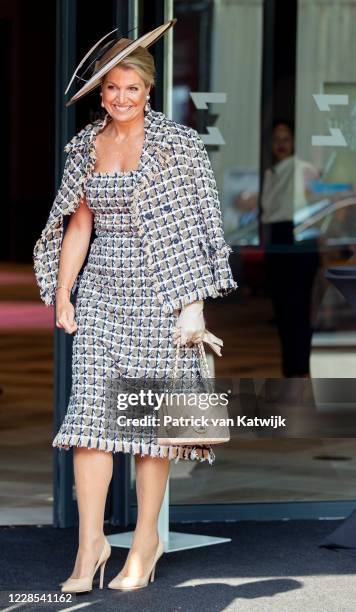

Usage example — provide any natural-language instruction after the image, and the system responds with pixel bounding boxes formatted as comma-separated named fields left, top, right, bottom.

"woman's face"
left=101, top=66, right=150, bottom=123
left=272, top=124, right=294, bottom=162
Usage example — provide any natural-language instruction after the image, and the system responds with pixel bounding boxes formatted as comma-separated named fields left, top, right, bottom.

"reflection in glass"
left=172, top=0, right=263, bottom=247
left=167, top=0, right=356, bottom=508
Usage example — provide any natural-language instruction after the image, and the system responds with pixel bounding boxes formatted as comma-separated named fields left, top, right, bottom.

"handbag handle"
left=172, top=339, right=211, bottom=380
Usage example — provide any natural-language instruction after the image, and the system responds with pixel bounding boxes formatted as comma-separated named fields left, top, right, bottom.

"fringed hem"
left=32, top=192, right=84, bottom=307
left=160, top=278, right=239, bottom=314
left=52, top=433, right=216, bottom=465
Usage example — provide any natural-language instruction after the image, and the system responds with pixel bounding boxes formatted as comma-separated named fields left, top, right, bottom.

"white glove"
left=172, top=301, right=224, bottom=356
left=201, top=329, right=224, bottom=357
left=173, top=300, right=205, bottom=347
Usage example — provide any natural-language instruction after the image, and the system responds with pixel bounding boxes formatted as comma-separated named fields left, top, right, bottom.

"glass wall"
left=167, top=0, right=356, bottom=507
left=295, top=0, right=356, bottom=246
left=172, top=0, right=263, bottom=246
left=295, top=0, right=356, bottom=375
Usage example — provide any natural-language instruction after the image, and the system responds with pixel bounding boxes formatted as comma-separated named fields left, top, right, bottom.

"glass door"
left=166, top=0, right=356, bottom=512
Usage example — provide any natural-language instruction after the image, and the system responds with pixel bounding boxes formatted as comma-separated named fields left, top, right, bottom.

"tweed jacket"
left=33, top=108, right=238, bottom=314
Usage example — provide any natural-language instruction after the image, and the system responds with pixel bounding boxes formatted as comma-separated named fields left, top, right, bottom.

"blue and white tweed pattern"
left=52, top=171, right=215, bottom=463
left=33, top=108, right=238, bottom=463
left=33, top=108, right=238, bottom=312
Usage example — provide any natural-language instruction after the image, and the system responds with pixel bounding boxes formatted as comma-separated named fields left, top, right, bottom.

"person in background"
left=261, top=119, right=321, bottom=378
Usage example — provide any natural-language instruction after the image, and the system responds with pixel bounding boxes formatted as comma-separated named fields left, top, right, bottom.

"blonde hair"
left=101, top=45, right=155, bottom=89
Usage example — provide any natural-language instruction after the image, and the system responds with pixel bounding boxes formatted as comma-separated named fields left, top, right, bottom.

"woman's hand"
left=172, top=300, right=225, bottom=356
left=55, top=289, right=78, bottom=334
left=173, top=300, right=205, bottom=347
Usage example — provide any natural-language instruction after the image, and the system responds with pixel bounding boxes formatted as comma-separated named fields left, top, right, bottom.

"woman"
left=261, top=119, right=320, bottom=377
left=33, top=21, right=237, bottom=593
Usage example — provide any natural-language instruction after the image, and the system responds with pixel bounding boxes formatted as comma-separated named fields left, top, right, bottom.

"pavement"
left=0, top=520, right=355, bottom=612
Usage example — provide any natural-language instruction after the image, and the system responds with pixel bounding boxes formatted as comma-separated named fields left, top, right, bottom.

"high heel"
left=60, top=536, right=111, bottom=593
left=108, top=538, right=164, bottom=590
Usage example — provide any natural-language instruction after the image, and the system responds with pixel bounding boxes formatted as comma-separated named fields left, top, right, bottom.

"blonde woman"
left=33, top=20, right=237, bottom=593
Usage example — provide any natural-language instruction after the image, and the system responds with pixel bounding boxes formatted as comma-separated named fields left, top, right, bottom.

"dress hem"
left=52, top=433, right=215, bottom=465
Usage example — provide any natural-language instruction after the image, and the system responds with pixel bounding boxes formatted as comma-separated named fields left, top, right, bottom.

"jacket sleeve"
left=32, top=146, right=86, bottom=306
left=188, top=129, right=238, bottom=296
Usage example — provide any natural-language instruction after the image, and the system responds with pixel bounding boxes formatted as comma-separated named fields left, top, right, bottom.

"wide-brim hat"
left=65, top=18, right=176, bottom=107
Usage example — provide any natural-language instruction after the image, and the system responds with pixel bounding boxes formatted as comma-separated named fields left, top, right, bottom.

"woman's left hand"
left=173, top=300, right=205, bottom=347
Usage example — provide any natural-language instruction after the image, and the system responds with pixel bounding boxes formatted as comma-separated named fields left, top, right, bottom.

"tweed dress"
left=52, top=162, right=216, bottom=464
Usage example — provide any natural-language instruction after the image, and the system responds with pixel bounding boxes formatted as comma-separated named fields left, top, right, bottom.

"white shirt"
left=261, top=155, right=318, bottom=223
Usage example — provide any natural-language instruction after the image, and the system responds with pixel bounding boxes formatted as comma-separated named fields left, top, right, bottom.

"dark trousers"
left=263, top=221, right=320, bottom=377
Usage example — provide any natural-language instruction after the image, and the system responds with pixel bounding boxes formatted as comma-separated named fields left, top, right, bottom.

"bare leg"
left=116, top=455, right=170, bottom=578
left=67, top=447, right=113, bottom=579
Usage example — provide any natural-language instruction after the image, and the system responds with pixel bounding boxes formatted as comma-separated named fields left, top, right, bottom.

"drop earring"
left=145, top=95, right=151, bottom=113
left=100, top=92, right=104, bottom=108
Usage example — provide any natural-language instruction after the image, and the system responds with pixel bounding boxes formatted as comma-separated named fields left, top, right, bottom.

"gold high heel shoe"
left=60, top=536, right=111, bottom=593
left=107, top=538, right=164, bottom=590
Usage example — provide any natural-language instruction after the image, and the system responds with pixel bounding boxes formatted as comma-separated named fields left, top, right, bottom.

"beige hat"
left=65, top=19, right=176, bottom=106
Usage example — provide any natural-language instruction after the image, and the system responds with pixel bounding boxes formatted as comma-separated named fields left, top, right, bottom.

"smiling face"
left=101, top=65, right=150, bottom=123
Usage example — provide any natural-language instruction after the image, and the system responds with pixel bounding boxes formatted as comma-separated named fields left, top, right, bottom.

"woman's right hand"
left=55, top=290, right=78, bottom=334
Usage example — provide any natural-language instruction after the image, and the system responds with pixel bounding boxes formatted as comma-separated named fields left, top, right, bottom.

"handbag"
left=157, top=340, right=231, bottom=446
